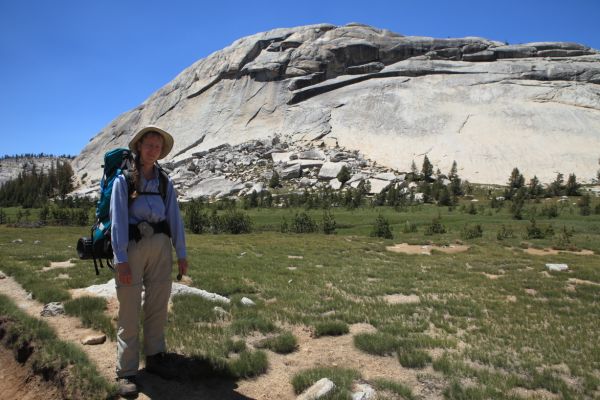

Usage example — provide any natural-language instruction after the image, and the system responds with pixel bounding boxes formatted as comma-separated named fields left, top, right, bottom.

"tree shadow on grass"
left=136, top=353, right=255, bottom=400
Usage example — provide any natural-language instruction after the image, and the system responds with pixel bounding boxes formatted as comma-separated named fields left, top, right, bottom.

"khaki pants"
left=115, top=233, right=172, bottom=377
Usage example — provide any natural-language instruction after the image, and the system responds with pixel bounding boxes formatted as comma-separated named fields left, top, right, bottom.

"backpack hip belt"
left=129, top=220, right=171, bottom=242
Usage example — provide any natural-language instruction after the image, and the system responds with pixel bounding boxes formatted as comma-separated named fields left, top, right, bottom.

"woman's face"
left=138, top=133, right=164, bottom=165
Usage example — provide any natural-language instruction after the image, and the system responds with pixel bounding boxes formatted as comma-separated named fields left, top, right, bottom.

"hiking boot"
left=116, top=376, right=138, bottom=397
left=145, top=352, right=178, bottom=380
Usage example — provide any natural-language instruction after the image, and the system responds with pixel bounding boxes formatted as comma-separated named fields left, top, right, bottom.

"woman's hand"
left=117, top=262, right=132, bottom=285
left=178, top=258, right=188, bottom=278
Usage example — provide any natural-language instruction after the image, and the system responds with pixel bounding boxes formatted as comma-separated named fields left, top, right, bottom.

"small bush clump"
left=322, top=211, right=337, bottom=234
left=461, top=224, right=483, bottom=240
left=371, top=214, right=393, bottom=239
left=424, top=215, right=447, bottom=235
left=314, top=320, right=350, bottom=337
left=397, top=348, right=432, bottom=368
left=353, top=332, right=397, bottom=356
left=256, top=332, right=298, bottom=354
left=402, top=220, right=418, bottom=233
left=496, top=225, right=514, bottom=240
left=292, top=212, right=318, bottom=233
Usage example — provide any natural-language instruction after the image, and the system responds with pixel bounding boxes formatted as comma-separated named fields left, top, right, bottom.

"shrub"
left=314, top=320, right=349, bottom=337
left=185, top=200, right=210, bottom=234
left=496, top=225, right=514, bottom=240
left=397, top=348, right=431, bottom=368
left=525, top=219, right=545, bottom=239
left=256, top=332, right=298, bottom=354
left=221, top=210, right=253, bottom=234
left=424, top=215, right=446, bottom=235
left=467, top=202, right=477, bottom=215
left=269, top=170, right=280, bottom=188
left=541, top=203, right=559, bottom=218
left=227, top=350, right=268, bottom=378
left=292, top=212, right=318, bottom=233
left=461, top=224, right=483, bottom=240
left=402, top=220, right=417, bottom=233
left=336, top=165, right=351, bottom=185
left=354, top=332, right=397, bottom=356
left=554, top=225, right=574, bottom=250
left=578, top=194, right=592, bottom=216
left=322, top=211, right=337, bottom=234
left=371, top=214, right=393, bottom=239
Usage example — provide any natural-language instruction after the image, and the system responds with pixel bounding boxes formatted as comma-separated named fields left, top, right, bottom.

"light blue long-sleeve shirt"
left=109, top=167, right=187, bottom=264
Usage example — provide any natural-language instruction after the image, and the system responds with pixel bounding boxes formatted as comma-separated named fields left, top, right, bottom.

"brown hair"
left=130, top=131, right=164, bottom=199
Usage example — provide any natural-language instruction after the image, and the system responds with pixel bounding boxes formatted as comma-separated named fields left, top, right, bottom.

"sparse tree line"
left=1, top=155, right=598, bottom=232
left=1, top=153, right=75, bottom=160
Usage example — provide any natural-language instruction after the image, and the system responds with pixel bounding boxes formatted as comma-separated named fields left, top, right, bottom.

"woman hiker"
left=110, top=126, right=188, bottom=396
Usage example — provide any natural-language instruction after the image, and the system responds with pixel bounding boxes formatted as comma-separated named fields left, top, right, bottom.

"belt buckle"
left=138, top=221, right=154, bottom=238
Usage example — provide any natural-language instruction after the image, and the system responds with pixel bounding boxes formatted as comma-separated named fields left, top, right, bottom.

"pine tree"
left=549, top=173, right=565, bottom=197
left=336, top=165, right=351, bottom=185
left=269, top=170, right=280, bottom=188
left=565, top=173, right=580, bottom=196
left=508, top=167, right=525, bottom=189
left=528, top=176, right=543, bottom=198
left=422, top=155, right=433, bottom=182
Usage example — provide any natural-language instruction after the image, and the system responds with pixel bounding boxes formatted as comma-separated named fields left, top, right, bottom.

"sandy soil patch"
left=523, top=247, right=594, bottom=256
left=382, top=293, right=420, bottom=304
left=506, top=295, right=517, bottom=303
left=386, top=243, right=470, bottom=255
left=482, top=272, right=502, bottom=280
left=42, top=259, right=76, bottom=272
left=509, top=387, right=561, bottom=399
left=1, top=272, right=449, bottom=400
left=568, top=278, right=600, bottom=287
left=0, top=346, right=62, bottom=400
left=237, top=323, right=436, bottom=400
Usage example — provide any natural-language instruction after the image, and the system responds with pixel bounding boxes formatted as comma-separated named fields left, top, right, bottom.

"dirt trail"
left=0, top=271, right=443, bottom=399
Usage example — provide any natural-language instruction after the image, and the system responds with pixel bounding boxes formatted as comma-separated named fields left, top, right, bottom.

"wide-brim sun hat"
left=129, top=125, right=174, bottom=160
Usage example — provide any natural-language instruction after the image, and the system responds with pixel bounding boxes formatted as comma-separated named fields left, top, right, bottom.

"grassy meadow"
left=0, top=196, right=599, bottom=399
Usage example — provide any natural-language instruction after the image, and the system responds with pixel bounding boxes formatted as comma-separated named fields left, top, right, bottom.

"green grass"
left=371, top=378, right=415, bottom=400
left=0, top=294, right=116, bottom=398
left=314, top=320, right=350, bottom=337
left=291, top=367, right=361, bottom=399
left=1, top=198, right=600, bottom=397
left=63, top=296, right=116, bottom=340
left=255, top=331, right=298, bottom=354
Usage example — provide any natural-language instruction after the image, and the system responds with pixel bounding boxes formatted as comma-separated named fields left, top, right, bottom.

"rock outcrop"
left=72, top=23, right=600, bottom=194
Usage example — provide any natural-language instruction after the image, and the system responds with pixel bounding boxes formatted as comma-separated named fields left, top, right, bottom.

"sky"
left=1, top=0, right=599, bottom=157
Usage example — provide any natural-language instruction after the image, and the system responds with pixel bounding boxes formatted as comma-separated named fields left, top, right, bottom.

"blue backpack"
left=77, top=148, right=168, bottom=274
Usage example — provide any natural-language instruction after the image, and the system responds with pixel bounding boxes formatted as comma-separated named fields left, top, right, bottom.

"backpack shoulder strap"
left=122, top=170, right=136, bottom=198
left=156, top=163, right=170, bottom=203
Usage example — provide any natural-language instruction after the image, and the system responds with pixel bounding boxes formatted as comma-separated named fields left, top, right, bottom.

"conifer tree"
left=422, top=155, right=433, bottom=181
left=565, top=173, right=580, bottom=196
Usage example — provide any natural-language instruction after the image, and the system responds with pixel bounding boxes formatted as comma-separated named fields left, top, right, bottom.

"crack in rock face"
left=71, top=23, right=600, bottom=194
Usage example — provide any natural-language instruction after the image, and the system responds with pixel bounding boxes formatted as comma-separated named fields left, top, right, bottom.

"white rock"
left=318, top=162, right=346, bottom=180
left=352, top=383, right=376, bottom=400
left=297, top=378, right=336, bottom=400
left=40, top=302, right=65, bottom=317
left=171, top=283, right=231, bottom=304
left=271, top=152, right=293, bottom=164
left=241, top=297, right=256, bottom=307
left=329, top=178, right=343, bottom=190
left=367, top=178, right=392, bottom=194
left=81, top=334, right=107, bottom=345
left=373, top=172, right=397, bottom=181
left=546, top=264, right=569, bottom=272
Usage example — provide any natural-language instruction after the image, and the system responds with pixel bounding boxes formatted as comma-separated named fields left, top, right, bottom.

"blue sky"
left=1, top=0, right=599, bottom=157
